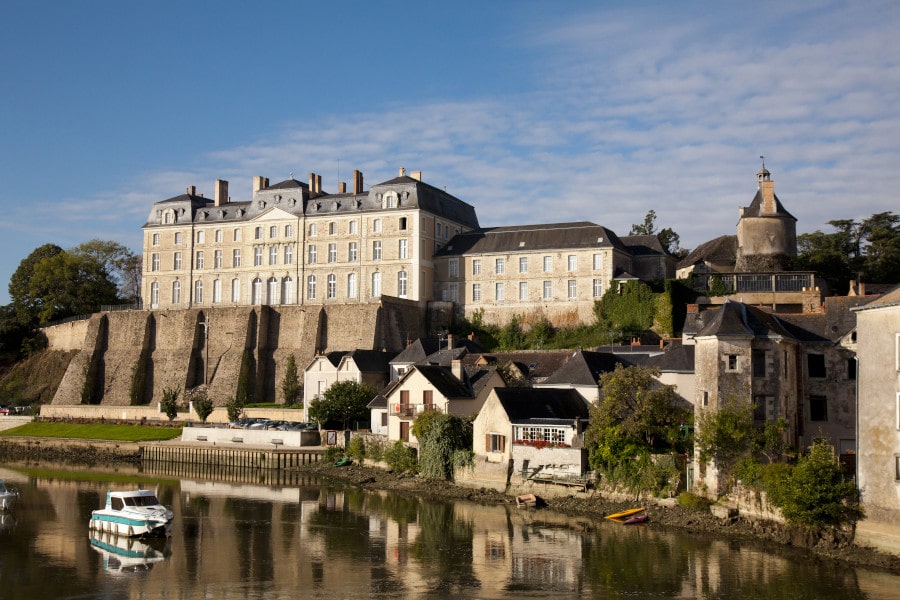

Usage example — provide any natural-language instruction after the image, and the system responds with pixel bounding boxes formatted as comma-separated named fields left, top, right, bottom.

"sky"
left=1, top=0, right=898, bottom=305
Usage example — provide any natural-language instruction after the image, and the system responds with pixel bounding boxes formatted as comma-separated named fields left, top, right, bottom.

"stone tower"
left=735, top=159, right=797, bottom=272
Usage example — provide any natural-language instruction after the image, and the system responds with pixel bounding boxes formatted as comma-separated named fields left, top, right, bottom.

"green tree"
left=9, top=243, right=65, bottom=325
left=413, top=412, right=473, bottom=480
left=28, top=251, right=119, bottom=324
left=694, top=401, right=756, bottom=489
left=280, top=354, right=302, bottom=406
left=584, top=364, right=690, bottom=494
left=71, top=239, right=140, bottom=302
left=160, top=387, right=181, bottom=421
left=630, top=209, right=684, bottom=257
left=497, top=314, right=526, bottom=350
left=765, top=440, right=863, bottom=529
left=191, top=388, right=214, bottom=423
left=225, top=397, right=244, bottom=423
left=307, top=380, right=376, bottom=429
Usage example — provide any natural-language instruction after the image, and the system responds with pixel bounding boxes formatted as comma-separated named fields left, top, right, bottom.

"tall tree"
left=630, top=209, right=683, bottom=257
left=9, top=244, right=64, bottom=325
left=71, top=239, right=140, bottom=302
left=27, top=252, right=120, bottom=324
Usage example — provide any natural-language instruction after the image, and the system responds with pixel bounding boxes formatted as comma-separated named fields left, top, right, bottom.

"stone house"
left=471, top=387, right=590, bottom=489
left=690, top=298, right=866, bottom=497
left=302, top=349, right=397, bottom=408
left=380, top=361, right=504, bottom=444
left=852, top=285, right=900, bottom=555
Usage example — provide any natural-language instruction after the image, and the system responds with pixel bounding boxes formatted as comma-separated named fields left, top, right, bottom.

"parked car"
left=0, top=407, right=9, bottom=416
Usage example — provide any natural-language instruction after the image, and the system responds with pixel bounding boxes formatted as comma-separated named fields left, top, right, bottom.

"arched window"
left=231, top=278, right=240, bottom=303
left=213, top=279, right=222, bottom=303
left=282, top=277, right=293, bottom=304
left=267, top=277, right=279, bottom=304
left=252, top=277, right=262, bottom=304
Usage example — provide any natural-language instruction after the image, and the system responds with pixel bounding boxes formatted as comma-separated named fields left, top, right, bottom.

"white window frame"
left=567, top=255, right=576, bottom=271
left=172, top=281, right=180, bottom=305
left=328, top=243, right=337, bottom=263
left=254, top=247, right=263, bottom=266
left=472, top=259, right=481, bottom=275
left=449, top=258, right=458, bottom=277
left=495, top=282, right=504, bottom=302
left=472, top=283, right=481, bottom=301
left=567, top=279, right=577, bottom=299
left=519, top=257, right=528, bottom=273
left=543, top=280, right=552, bottom=299
left=543, top=256, right=552, bottom=272
left=519, top=281, right=527, bottom=300
left=232, top=249, right=240, bottom=268
left=495, top=258, right=505, bottom=274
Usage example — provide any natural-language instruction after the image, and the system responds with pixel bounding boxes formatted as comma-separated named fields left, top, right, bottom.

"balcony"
left=390, top=404, right=442, bottom=418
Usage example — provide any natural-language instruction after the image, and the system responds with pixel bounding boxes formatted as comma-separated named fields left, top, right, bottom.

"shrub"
left=677, top=492, right=711, bottom=511
left=382, top=441, right=418, bottom=473
left=366, top=438, right=386, bottom=462
left=191, top=390, right=214, bottom=423
left=346, top=435, right=366, bottom=462
left=225, top=397, right=243, bottom=423
left=323, top=445, right=344, bottom=462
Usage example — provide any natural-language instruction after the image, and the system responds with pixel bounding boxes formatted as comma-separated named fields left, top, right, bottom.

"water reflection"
left=0, top=462, right=897, bottom=599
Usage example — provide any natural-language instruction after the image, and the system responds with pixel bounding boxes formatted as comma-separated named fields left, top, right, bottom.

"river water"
left=0, top=462, right=897, bottom=600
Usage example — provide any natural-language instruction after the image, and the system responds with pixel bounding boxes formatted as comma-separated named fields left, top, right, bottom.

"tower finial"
left=757, top=155, right=770, bottom=186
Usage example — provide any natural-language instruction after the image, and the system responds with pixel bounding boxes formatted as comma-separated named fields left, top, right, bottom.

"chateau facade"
left=142, top=168, right=673, bottom=327
left=142, top=168, right=479, bottom=311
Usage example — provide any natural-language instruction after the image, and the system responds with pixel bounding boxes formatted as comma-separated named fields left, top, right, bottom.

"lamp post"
left=199, top=316, right=210, bottom=386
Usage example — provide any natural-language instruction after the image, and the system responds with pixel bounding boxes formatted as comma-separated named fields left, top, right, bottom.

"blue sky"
left=1, top=1, right=899, bottom=305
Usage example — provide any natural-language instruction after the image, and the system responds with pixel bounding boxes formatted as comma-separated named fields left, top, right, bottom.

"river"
left=0, top=462, right=897, bottom=599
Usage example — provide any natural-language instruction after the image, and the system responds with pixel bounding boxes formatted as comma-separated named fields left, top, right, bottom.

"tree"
left=630, top=209, right=684, bottom=257
left=27, top=252, right=120, bottom=324
left=584, top=364, right=690, bottom=494
left=191, top=388, right=214, bottom=423
left=594, top=281, right=658, bottom=343
left=307, top=380, right=376, bottom=430
left=413, top=412, right=473, bottom=480
left=765, top=440, right=863, bottom=529
left=160, top=387, right=180, bottom=421
left=280, top=354, right=302, bottom=406
left=71, top=239, right=140, bottom=302
left=9, top=243, right=65, bottom=325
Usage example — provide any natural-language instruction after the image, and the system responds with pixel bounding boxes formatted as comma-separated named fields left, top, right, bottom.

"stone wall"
left=48, top=297, right=427, bottom=407
left=41, top=318, right=90, bottom=351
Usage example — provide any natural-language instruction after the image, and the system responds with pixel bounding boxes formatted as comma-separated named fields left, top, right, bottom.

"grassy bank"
left=0, top=421, right=182, bottom=442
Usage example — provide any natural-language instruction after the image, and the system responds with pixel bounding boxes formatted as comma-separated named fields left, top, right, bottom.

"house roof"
left=541, top=350, right=630, bottom=386
left=620, top=235, right=669, bottom=256
left=777, top=295, right=875, bottom=342
left=696, top=300, right=795, bottom=340
left=742, top=189, right=796, bottom=221
left=466, top=350, right=574, bottom=380
left=493, top=387, right=590, bottom=425
left=343, top=349, right=398, bottom=372
left=638, top=342, right=695, bottom=373
left=852, top=284, right=900, bottom=312
left=676, top=235, right=737, bottom=270
left=412, top=364, right=475, bottom=399
left=433, top=222, right=626, bottom=257
left=391, top=336, right=485, bottom=365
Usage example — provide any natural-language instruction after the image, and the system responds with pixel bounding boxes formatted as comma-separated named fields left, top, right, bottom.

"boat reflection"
left=0, top=512, right=16, bottom=534
left=89, top=530, right=170, bottom=575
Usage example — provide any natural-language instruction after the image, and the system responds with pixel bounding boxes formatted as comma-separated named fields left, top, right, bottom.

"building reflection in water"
left=0, top=463, right=894, bottom=599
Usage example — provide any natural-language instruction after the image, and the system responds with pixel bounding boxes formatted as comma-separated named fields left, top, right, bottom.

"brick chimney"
left=187, top=185, right=196, bottom=196
left=338, top=181, right=347, bottom=193
left=353, top=170, right=364, bottom=194
left=214, top=179, right=229, bottom=207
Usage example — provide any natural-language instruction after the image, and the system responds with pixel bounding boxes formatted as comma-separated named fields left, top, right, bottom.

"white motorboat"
left=0, top=480, right=18, bottom=510
left=89, top=489, right=173, bottom=538
left=89, top=530, right=168, bottom=574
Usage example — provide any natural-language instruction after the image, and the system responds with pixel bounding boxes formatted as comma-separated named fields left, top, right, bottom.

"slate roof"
left=620, top=235, right=669, bottom=256
left=695, top=300, right=795, bottom=340
left=433, top=222, right=626, bottom=257
left=411, top=365, right=474, bottom=399
left=465, top=350, right=574, bottom=380
left=639, top=342, right=695, bottom=373
left=676, top=235, right=737, bottom=270
left=392, top=336, right=486, bottom=365
left=743, top=189, right=796, bottom=220
left=492, top=387, right=590, bottom=425
left=777, top=295, right=876, bottom=343
left=266, top=178, right=308, bottom=190
left=344, top=349, right=398, bottom=372
left=541, top=350, right=631, bottom=386
left=853, top=284, right=900, bottom=311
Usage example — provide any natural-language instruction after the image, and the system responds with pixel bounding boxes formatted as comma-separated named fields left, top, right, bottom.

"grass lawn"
left=0, top=422, right=183, bottom=442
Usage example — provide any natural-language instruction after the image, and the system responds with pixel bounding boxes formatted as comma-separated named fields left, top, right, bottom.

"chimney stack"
left=309, top=173, right=316, bottom=194
left=338, top=181, right=347, bottom=194
left=316, top=174, right=322, bottom=194
left=187, top=185, right=196, bottom=196
left=214, top=179, right=229, bottom=206
left=399, top=167, right=406, bottom=177
left=451, top=358, right=464, bottom=381
left=253, top=176, right=268, bottom=193
left=410, top=170, right=422, bottom=181
left=353, top=170, right=363, bottom=194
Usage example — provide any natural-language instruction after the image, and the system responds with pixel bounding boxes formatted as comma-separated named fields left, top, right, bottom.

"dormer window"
left=383, top=192, right=398, bottom=209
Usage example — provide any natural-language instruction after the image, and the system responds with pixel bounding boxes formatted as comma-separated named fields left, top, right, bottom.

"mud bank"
left=300, top=461, right=900, bottom=575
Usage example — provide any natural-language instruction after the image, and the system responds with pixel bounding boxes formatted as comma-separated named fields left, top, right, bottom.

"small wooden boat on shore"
left=604, top=507, right=646, bottom=523
left=516, top=493, right=539, bottom=509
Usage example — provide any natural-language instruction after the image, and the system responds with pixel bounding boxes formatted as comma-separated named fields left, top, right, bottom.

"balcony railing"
left=692, top=272, right=816, bottom=294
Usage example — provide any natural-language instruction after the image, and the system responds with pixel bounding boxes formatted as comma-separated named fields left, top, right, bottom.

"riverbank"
left=2, top=435, right=898, bottom=574
left=300, top=460, right=900, bottom=575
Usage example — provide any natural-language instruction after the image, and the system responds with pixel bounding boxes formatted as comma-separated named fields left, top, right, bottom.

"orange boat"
left=604, top=507, right=646, bottom=523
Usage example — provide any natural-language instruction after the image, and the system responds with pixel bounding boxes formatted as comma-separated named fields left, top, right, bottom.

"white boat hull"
left=89, top=489, right=173, bottom=538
